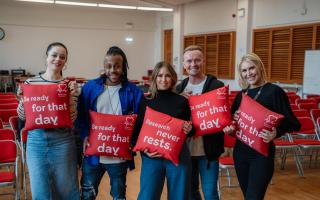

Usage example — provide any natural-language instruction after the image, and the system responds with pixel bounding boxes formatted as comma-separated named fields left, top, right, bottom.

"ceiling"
left=3, top=0, right=201, bottom=8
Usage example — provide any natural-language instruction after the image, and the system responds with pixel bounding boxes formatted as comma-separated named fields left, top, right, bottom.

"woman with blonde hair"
left=224, top=53, right=300, bottom=200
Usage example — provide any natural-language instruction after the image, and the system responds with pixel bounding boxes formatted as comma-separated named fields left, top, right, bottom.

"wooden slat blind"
left=163, top=29, right=173, bottom=65
left=184, top=31, right=235, bottom=79
left=253, top=23, right=320, bottom=84
left=316, top=25, right=320, bottom=49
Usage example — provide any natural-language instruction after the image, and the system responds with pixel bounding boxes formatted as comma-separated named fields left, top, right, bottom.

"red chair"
left=274, top=137, right=304, bottom=176
left=306, top=94, right=320, bottom=98
left=218, top=134, right=238, bottom=197
left=0, top=119, right=3, bottom=129
left=9, top=116, right=18, bottom=139
left=0, top=98, right=18, bottom=104
left=296, top=98, right=317, bottom=105
left=298, top=103, right=318, bottom=113
left=0, top=92, right=15, bottom=95
left=308, top=96, right=320, bottom=106
left=0, top=139, right=20, bottom=199
left=288, top=125, right=320, bottom=168
left=290, top=117, right=316, bottom=138
left=290, top=104, right=299, bottom=110
left=20, top=128, right=28, bottom=199
left=287, top=95, right=300, bottom=104
left=0, top=94, right=16, bottom=99
left=0, top=103, right=18, bottom=110
left=0, top=109, right=17, bottom=125
left=292, top=109, right=310, bottom=118
left=0, top=129, right=15, bottom=141
left=286, top=91, right=297, bottom=96
left=310, top=109, right=320, bottom=126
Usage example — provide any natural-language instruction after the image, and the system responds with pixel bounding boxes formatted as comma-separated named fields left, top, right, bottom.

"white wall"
left=0, top=2, right=158, bottom=80
left=184, top=0, right=237, bottom=35
left=253, top=0, right=320, bottom=28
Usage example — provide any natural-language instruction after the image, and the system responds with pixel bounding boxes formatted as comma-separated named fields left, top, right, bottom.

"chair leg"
left=293, top=148, right=304, bottom=177
left=280, top=149, right=288, bottom=170
left=21, top=142, right=27, bottom=200
left=226, top=168, right=232, bottom=187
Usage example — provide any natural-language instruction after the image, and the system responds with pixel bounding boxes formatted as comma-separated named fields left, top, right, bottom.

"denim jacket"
left=76, top=76, right=143, bottom=169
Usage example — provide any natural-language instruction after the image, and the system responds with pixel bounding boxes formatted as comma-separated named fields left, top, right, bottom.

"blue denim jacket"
left=76, top=76, right=143, bottom=168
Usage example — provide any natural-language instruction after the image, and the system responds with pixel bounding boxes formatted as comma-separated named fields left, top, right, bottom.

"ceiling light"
left=137, top=7, right=173, bottom=12
left=55, top=1, right=97, bottom=7
left=17, top=0, right=54, bottom=3
left=125, top=37, right=134, bottom=43
left=98, top=4, right=136, bottom=10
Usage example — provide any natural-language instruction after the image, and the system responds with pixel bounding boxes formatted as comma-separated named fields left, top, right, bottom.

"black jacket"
left=176, top=75, right=225, bottom=161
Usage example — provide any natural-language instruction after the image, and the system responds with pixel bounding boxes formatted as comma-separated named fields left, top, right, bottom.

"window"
left=253, top=23, right=320, bottom=84
left=184, top=31, right=236, bottom=79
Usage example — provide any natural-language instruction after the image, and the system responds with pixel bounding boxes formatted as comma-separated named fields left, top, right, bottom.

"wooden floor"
left=1, top=155, right=320, bottom=200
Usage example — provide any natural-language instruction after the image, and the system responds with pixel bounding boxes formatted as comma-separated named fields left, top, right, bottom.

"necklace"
left=246, top=84, right=265, bottom=100
left=106, top=85, right=120, bottom=114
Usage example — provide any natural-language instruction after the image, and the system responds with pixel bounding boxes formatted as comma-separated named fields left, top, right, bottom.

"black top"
left=231, top=83, right=301, bottom=156
left=132, top=90, right=191, bottom=145
left=176, top=74, right=225, bottom=161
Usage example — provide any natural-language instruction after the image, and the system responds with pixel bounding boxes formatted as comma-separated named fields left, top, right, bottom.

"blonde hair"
left=183, top=45, right=203, bottom=54
left=149, top=61, right=177, bottom=98
left=238, top=53, right=267, bottom=89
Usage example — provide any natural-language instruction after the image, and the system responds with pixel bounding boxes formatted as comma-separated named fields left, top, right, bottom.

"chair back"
left=0, top=140, right=17, bottom=163
left=0, top=103, right=18, bottom=110
left=306, top=94, right=320, bottom=99
left=297, top=117, right=316, bottom=133
left=287, top=95, right=300, bottom=104
left=293, top=109, right=310, bottom=118
left=290, top=104, right=299, bottom=110
left=0, top=129, right=16, bottom=142
left=0, top=98, right=18, bottom=104
left=310, top=109, right=320, bottom=123
left=0, top=109, right=17, bottom=124
left=296, top=98, right=317, bottom=105
left=298, top=103, right=318, bottom=112
left=9, top=116, right=18, bottom=133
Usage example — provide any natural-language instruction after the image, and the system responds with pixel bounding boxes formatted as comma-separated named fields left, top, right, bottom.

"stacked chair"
left=274, top=92, right=320, bottom=177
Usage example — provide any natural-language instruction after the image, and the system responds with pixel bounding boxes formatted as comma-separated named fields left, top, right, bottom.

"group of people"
left=17, top=42, right=300, bottom=200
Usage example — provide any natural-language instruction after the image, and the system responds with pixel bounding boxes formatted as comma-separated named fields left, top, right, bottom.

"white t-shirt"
left=185, top=77, right=207, bottom=156
left=96, top=84, right=125, bottom=164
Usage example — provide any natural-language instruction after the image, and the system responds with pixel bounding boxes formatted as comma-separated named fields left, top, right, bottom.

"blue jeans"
left=190, top=156, right=219, bottom=200
left=26, top=128, right=80, bottom=200
left=137, top=144, right=191, bottom=200
left=81, top=159, right=128, bottom=200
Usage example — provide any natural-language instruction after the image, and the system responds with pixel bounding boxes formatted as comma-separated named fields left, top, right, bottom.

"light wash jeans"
left=137, top=143, right=191, bottom=200
left=190, top=156, right=219, bottom=200
left=26, top=128, right=80, bottom=200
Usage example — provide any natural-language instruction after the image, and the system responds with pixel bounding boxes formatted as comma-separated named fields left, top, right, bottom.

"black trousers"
left=233, top=141, right=274, bottom=200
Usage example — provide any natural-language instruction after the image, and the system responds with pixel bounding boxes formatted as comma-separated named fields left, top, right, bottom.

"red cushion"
left=188, top=86, right=232, bottom=137
left=22, top=83, right=72, bottom=131
left=133, top=107, right=187, bottom=166
left=0, top=171, right=15, bottom=182
left=85, top=111, right=137, bottom=160
left=236, top=94, right=284, bottom=156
